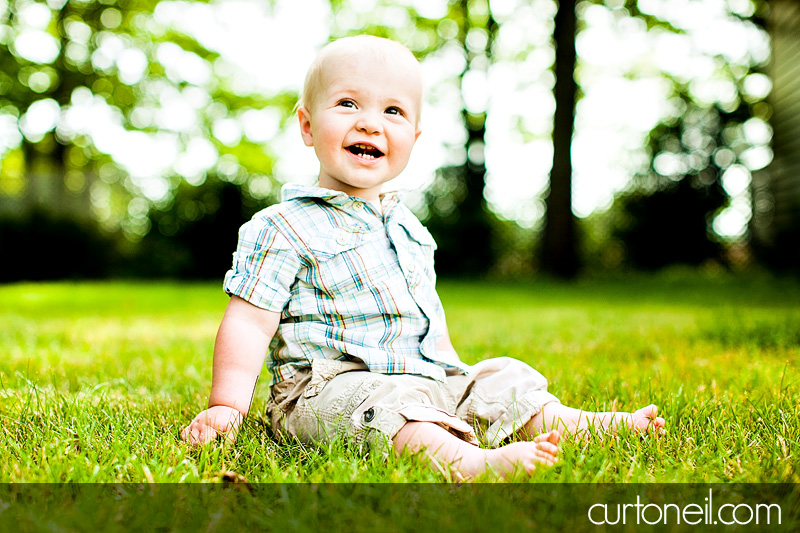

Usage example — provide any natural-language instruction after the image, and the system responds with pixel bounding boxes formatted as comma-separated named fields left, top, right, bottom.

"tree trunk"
left=425, top=0, right=497, bottom=276
left=455, top=0, right=497, bottom=275
left=542, top=0, right=579, bottom=278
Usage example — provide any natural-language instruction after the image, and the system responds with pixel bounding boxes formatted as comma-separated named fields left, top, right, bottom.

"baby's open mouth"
left=347, top=143, right=384, bottom=160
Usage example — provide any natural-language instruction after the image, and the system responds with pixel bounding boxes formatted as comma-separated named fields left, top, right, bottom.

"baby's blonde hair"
left=298, top=35, right=422, bottom=122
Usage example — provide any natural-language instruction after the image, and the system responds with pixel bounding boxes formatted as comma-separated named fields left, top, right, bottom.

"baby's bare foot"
left=630, top=404, right=666, bottom=435
left=614, top=404, right=666, bottom=437
left=482, top=430, right=561, bottom=477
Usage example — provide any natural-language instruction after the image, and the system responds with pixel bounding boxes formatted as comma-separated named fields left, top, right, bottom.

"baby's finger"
left=536, top=442, right=559, bottom=455
left=181, top=423, right=205, bottom=443
left=533, top=430, right=561, bottom=446
left=184, top=426, right=204, bottom=446
left=529, top=454, right=556, bottom=468
left=535, top=444, right=558, bottom=459
left=540, top=456, right=557, bottom=467
left=545, top=430, right=561, bottom=445
left=197, top=426, right=218, bottom=445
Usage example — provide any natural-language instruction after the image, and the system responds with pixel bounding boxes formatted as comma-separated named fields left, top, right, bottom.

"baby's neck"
left=368, top=197, right=383, bottom=214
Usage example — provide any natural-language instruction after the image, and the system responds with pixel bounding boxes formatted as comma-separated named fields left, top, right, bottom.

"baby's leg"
left=524, top=403, right=666, bottom=440
left=394, top=421, right=560, bottom=481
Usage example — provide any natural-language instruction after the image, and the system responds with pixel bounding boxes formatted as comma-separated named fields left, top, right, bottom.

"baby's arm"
left=436, top=324, right=457, bottom=354
left=181, top=295, right=280, bottom=445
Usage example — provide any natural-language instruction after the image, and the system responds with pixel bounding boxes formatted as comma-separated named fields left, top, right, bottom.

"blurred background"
left=0, top=0, right=797, bottom=281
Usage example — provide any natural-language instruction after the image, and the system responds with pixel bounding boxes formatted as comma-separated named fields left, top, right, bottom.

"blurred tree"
left=327, top=0, right=774, bottom=277
left=609, top=93, right=744, bottom=270
left=0, top=208, right=121, bottom=280
left=1, top=0, right=774, bottom=281
left=132, top=173, right=268, bottom=278
left=0, top=0, right=290, bottom=280
left=0, top=0, right=289, bottom=226
left=0, top=0, right=150, bottom=220
left=422, top=0, right=497, bottom=276
left=541, top=0, right=691, bottom=277
left=600, top=1, right=771, bottom=271
left=541, top=0, right=577, bottom=278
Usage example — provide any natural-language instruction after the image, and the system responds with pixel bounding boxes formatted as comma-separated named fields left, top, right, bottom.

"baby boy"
left=181, top=35, right=665, bottom=480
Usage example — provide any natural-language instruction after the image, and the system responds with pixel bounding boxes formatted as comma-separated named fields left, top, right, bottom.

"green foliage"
left=610, top=178, right=728, bottom=270
left=0, top=0, right=287, bottom=238
left=2, top=0, right=781, bottom=280
left=0, top=276, right=797, bottom=486
left=0, top=209, right=124, bottom=280
left=132, top=174, right=274, bottom=279
left=597, top=2, right=772, bottom=270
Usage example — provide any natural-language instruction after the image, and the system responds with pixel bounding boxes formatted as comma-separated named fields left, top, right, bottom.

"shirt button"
left=363, top=407, right=375, bottom=423
left=336, top=235, right=348, bottom=246
left=353, top=201, right=364, bottom=210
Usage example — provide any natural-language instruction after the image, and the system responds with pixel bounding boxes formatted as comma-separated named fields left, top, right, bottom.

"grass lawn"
left=1, top=273, right=798, bottom=486
left=2, top=274, right=799, bottom=531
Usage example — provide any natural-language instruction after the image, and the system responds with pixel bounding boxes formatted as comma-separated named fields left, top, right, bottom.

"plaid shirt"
left=223, top=184, right=469, bottom=384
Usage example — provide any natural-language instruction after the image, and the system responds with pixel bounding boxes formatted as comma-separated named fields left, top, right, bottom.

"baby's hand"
left=181, top=405, right=243, bottom=446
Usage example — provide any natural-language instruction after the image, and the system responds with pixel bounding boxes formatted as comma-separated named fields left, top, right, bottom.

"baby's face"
left=298, top=52, right=422, bottom=201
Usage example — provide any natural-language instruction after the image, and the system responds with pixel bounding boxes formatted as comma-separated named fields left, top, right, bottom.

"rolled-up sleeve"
left=223, top=216, right=302, bottom=312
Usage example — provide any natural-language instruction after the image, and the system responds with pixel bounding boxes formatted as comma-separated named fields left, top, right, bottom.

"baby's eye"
left=337, top=99, right=356, bottom=108
left=385, top=106, right=404, bottom=116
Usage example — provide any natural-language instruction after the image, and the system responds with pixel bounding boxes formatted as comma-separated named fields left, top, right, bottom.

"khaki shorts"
left=266, top=356, right=560, bottom=456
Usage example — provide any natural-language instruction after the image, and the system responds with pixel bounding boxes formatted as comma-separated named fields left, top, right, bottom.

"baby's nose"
left=355, top=111, right=382, bottom=134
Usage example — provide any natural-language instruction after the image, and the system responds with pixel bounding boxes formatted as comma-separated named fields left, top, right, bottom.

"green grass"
left=0, top=275, right=798, bottom=485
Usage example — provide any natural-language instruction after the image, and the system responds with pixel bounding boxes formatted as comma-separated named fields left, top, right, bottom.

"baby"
left=181, top=35, right=665, bottom=480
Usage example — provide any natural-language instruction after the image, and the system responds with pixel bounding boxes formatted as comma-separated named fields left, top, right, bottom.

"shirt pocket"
left=309, top=229, right=365, bottom=261
left=307, top=229, right=380, bottom=295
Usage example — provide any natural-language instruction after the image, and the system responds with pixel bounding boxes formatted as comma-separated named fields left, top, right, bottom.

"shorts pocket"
left=303, top=358, right=370, bottom=399
left=396, top=405, right=478, bottom=444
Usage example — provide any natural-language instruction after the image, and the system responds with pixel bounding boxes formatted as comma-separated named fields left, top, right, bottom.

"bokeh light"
left=0, top=0, right=775, bottom=245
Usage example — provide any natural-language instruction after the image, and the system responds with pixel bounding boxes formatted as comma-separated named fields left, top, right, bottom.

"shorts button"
left=363, top=407, right=375, bottom=423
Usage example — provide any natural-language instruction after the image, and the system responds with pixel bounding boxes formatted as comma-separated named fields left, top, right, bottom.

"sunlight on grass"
left=0, top=275, right=798, bottom=484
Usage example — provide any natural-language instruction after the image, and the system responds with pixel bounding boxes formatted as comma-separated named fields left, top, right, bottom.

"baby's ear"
left=298, top=106, right=314, bottom=147
left=415, top=128, right=421, bottom=142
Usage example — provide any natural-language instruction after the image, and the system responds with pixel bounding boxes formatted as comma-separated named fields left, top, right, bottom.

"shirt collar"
left=280, top=183, right=405, bottom=212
